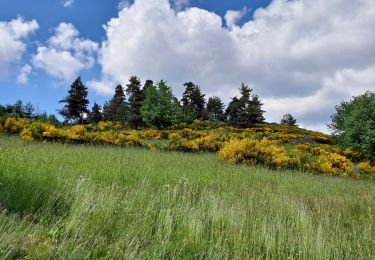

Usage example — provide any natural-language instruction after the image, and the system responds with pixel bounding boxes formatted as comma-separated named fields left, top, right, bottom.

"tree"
left=103, top=84, right=126, bottom=122
left=280, top=113, right=297, bottom=126
left=328, top=91, right=375, bottom=163
left=181, top=82, right=206, bottom=120
left=226, top=83, right=265, bottom=128
left=141, top=80, right=181, bottom=129
left=126, top=76, right=144, bottom=128
left=0, top=104, right=5, bottom=117
left=207, top=96, right=225, bottom=122
left=114, top=103, right=130, bottom=124
left=59, top=77, right=89, bottom=124
left=24, top=102, right=35, bottom=120
left=88, top=102, right=103, bottom=124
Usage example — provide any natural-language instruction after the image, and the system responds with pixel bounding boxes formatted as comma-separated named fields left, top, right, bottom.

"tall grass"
left=0, top=135, right=374, bottom=259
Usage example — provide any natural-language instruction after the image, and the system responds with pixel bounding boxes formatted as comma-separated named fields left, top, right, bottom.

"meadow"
left=0, top=135, right=374, bottom=259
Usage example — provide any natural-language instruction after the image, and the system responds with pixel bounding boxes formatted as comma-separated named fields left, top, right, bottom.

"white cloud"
left=32, top=23, right=98, bottom=81
left=17, top=64, right=32, bottom=84
left=225, top=7, right=248, bottom=29
left=0, top=17, right=39, bottom=76
left=118, top=0, right=131, bottom=10
left=172, top=0, right=189, bottom=11
left=95, top=0, right=375, bottom=131
left=62, top=0, right=74, bottom=8
left=87, top=78, right=117, bottom=96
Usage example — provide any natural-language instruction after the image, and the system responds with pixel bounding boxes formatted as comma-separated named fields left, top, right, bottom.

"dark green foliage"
left=281, top=113, right=298, bottom=126
left=88, top=103, right=103, bottom=124
left=206, top=96, right=225, bottom=122
left=59, top=77, right=89, bottom=124
left=226, top=84, right=265, bottom=128
left=141, top=80, right=181, bottom=129
left=328, top=91, right=375, bottom=163
left=23, top=102, right=35, bottom=120
left=13, top=100, right=25, bottom=118
left=126, top=76, right=144, bottom=128
left=181, top=82, right=206, bottom=120
left=115, top=103, right=130, bottom=124
left=34, top=113, right=60, bottom=126
left=103, top=84, right=127, bottom=122
left=0, top=105, right=4, bottom=117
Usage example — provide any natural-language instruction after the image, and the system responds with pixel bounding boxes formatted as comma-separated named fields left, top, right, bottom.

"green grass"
left=0, top=135, right=374, bottom=259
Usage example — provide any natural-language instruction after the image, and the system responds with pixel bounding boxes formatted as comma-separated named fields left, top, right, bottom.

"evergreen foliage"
left=126, top=76, right=144, bottom=128
left=103, top=84, right=127, bottom=122
left=59, top=77, right=89, bottom=124
left=88, top=103, right=103, bottom=124
left=207, top=96, right=225, bottom=122
left=280, top=113, right=298, bottom=126
left=181, top=82, right=206, bottom=120
left=226, top=83, right=265, bottom=128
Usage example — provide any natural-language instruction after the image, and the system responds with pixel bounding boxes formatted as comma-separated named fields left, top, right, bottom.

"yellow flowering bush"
left=218, top=138, right=291, bottom=169
left=140, top=129, right=163, bottom=140
left=314, top=153, right=353, bottom=176
left=3, top=118, right=29, bottom=133
left=20, top=128, right=34, bottom=142
left=358, top=162, right=375, bottom=177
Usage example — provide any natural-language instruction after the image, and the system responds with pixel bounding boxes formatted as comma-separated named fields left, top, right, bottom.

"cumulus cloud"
left=17, top=64, right=32, bottom=84
left=32, top=23, right=98, bottom=81
left=172, top=0, right=189, bottom=11
left=224, top=7, right=248, bottom=29
left=0, top=17, right=39, bottom=77
left=62, top=0, right=74, bottom=8
left=118, top=0, right=131, bottom=10
left=95, top=0, right=375, bottom=131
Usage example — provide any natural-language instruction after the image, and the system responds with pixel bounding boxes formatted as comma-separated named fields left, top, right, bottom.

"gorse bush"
left=1, top=118, right=374, bottom=180
left=218, top=138, right=291, bottom=169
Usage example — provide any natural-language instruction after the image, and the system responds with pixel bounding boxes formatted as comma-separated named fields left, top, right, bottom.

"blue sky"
left=1, top=0, right=374, bottom=132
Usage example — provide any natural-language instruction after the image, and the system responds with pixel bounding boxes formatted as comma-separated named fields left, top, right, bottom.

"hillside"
left=0, top=135, right=374, bottom=258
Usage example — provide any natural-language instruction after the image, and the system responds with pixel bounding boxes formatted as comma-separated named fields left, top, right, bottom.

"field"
left=0, top=135, right=374, bottom=259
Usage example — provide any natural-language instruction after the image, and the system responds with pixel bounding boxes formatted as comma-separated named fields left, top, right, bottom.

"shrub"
left=314, top=153, right=353, bottom=176
left=218, top=138, right=291, bottom=169
left=140, top=129, right=163, bottom=140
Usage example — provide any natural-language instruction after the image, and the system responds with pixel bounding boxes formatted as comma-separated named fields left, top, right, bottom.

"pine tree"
left=59, top=77, right=89, bottom=124
left=181, top=82, right=206, bottom=120
left=103, top=84, right=126, bottom=122
left=24, top=102, right=35, bottom=120
left=14, top=100, right=24, bottom=118
left=126, top=76, right=144, bottom=128
left=281, top=113, right=297, bottom=126
left=226, top=83, right=264, bottom=128
left=88, top=102, right=103, bottom=124
left=206, top=96, right=225, bottom=122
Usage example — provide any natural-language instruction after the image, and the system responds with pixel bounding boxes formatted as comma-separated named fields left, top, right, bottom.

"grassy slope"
left=0, top=135, right=374, bottom=259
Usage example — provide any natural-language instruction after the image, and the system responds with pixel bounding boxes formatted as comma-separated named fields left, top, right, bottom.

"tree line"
left=57, top=76, right=287, bottom=129
left=0, top=100, right=59, bottom=125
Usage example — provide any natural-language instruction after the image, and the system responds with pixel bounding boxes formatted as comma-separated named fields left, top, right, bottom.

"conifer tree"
left=126, top=76, right=144, bottom=128
left=88, top=102, right=103, bottom=124
left=59, top=77, right=89, bottom=124
left=206, top=96, right=225, bottom=122
left=281, top=113, right=297, bottom=126
left=103, top=84, right=126, bottom=122
left=226, top=83, right=264, bottom=128
left=24, top=102, right=35, bottom=120
left=181, top=82, right=206, bottom=120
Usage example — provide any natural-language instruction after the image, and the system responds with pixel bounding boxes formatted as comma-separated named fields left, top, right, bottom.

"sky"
left=0, top=0, right=374, bottom=133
